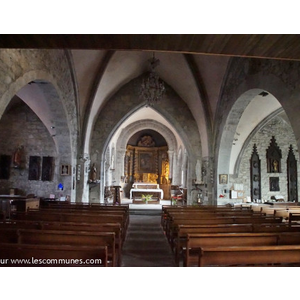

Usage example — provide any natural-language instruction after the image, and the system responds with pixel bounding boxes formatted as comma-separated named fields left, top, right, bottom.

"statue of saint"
left=13, top=146, right=23, bottom=168
left=273, top=160, right=278, bottom=172
left=90, top=163, right=97, bottom=182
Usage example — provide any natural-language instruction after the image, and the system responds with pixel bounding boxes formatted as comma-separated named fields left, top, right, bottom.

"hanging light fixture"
left=140, top=52, right=165, bottom=106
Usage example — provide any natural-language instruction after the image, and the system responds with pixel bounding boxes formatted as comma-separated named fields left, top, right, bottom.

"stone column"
left=202, top=156, right=215, bottom=205
left=167, top=150, right=174, bottom=183
left=116, top=148, right=126, bottom=182
left=182, top=150, right=188, bottom=187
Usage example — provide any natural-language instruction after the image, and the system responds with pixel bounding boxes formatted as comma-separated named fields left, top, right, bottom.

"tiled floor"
left=121, top=212, right=176, bottom=267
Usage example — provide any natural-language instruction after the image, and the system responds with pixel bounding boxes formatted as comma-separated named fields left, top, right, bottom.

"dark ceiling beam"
left=1, top=34, right=300, bottom=60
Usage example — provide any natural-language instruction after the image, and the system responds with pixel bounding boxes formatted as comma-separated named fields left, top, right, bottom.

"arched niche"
left=0, top=62, right=77, bottom=200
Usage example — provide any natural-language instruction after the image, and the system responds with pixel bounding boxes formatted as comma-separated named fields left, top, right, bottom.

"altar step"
left=129, top=209, right=161, bottom=215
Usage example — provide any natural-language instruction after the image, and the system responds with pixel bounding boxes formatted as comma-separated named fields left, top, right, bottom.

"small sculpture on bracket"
left=89, top=163, right=99, bottom=183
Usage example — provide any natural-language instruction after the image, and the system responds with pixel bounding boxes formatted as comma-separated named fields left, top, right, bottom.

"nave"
left=2, top=201, right=300, bottom=267
left=121, top=211, right=176, bottom=267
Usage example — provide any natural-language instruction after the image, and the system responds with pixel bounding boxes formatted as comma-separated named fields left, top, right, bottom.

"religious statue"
left=90, top=163, right=97, bottom=182
left=13, top=145, right=24, bottom=168
left=138, top=135, right=155, bottom=147
left=273, top=159, right=278, bottom=172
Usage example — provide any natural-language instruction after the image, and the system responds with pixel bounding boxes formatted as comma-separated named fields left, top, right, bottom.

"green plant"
left=171, top=197, right=177, bottom=205
left=142, top=194, right=153, bottom=202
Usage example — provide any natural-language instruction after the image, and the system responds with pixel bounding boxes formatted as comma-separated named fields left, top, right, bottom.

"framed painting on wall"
left=61, top=164, right=70, bottom=176
left=219, top=174, right=228, bottom=184
left=270, top=177, right=280, bottom=191
left=28, top=156, right=41, bottom=180
left=42, top=156, right=54, bottom=181
left=138, top=152, right=155, bottom=173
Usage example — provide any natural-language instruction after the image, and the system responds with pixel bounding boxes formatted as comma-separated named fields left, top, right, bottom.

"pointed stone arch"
left=0, top=49, right=78, bottom=200
left=215, top=57, right=300, bottom=201
left=113, top=119, right=178, bottom=184
left=89, top=73, right=202, bottom=203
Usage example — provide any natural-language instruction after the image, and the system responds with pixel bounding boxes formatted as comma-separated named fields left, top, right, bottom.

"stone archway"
left=0, top=49, right=79, bottom=200
left=89, top=73, right=202, bottom=203
left=113, top=119, right=178, bottom=188
left=215, top=57, right=300, bottom=202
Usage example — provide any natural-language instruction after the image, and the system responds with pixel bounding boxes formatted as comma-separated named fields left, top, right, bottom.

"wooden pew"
left=172, top=221, right=300, bottom=266
left=161, top=206, right=256, bottom=225
left=289, top=213, right=300, bottom=226
left=162, top=206, right=267, bottom=229
left=166, top=216, right=283, bottom=244
left=21, top=210, right=129, bottom=230
left=198, top=245, right=300, bottom=267
left=0, top=221, right=123, bottom=266
left=39, top=221, right=124, bottom=245
left=162, top=210, right=263, bottom=230
left=185, top=232, right=281, bottom=267
left=173, top=224, right=253, bottom=265
left=0, top=243, right=108, bottom=267
left=14, top=212, right=127, bottom=234
left=41, top=203, right=129, bottom=211
left=17, top=229, right=117, bottom=267
left=185, top=232, right=300, bottom=267
left=0, top=228, right=117, bottom=266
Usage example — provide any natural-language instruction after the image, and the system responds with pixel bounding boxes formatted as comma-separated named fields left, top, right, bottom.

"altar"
left=130, top=182, right=164, bottom=201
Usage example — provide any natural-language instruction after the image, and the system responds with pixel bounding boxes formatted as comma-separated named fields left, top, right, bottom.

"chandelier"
left=140, top=53, right=165, bottom=106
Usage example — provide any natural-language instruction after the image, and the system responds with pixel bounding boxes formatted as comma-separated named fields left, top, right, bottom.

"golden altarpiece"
left=124, top=135, right=170, bottom=199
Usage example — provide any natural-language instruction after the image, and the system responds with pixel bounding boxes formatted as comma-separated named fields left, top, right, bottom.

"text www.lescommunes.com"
left=0, top=258, right=102, bottom=265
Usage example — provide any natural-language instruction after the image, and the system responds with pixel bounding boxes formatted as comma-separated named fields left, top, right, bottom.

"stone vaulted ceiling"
left=1, top=34, right=296, bottom=160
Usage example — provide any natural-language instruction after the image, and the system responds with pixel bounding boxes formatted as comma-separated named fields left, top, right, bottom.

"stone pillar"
left=202, top=156, right=215, bottom=205
left=76, top=153, right=90, bottom=203
left=116, top=148, right=126, bottom=182
left=167, top=150, right=174, bottom=183
left=182, top=150, right=188, bottom=187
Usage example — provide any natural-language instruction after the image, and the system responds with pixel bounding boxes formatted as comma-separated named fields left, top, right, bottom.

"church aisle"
left=121, top=213, right=176, bottom=267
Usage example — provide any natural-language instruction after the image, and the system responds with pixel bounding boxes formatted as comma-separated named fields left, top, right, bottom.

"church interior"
left=0, top=35, right=300, bottom=206
left=3, top=34, right=300, bottom=275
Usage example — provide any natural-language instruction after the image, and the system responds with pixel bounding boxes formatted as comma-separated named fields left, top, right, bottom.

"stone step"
left=129, top=209, right=161, bottom=215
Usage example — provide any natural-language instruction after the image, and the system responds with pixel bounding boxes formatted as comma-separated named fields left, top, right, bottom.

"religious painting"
left=28, top=156, right=41, bottom=180
left=270, top=177, right=280, bottom=191
left=219, top=174, right=228, bottom=184
left=0, top=155, right=11, bottom=180
left=61, top=164, right=70, bottom=176
left=41, top=156, right=54, bottom=181
left=139, top=152, right=155, bottom=173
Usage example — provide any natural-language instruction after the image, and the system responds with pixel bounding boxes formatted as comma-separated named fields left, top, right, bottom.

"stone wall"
left=0, top=49, right=78, bottom=201
left=228, top=116, right=299, bottom=202
left=0, top=101, right=60, bottom=197
left=89, top=75, right=202, bottom=203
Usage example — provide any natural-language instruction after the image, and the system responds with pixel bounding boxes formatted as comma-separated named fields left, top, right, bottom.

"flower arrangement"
left=142, top=194, right=153, bottom=203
